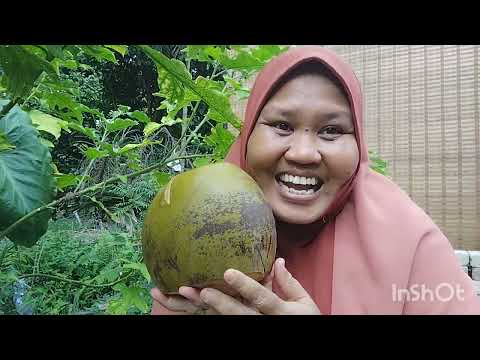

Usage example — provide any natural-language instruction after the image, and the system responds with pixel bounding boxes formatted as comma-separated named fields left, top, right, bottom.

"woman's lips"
left=275, top=178, right=323, bottom=204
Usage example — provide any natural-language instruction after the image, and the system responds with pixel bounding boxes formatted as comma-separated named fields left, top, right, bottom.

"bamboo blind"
left=230, top=45, right=480, bottom=250
left=324, top=45, right=480, bottom=250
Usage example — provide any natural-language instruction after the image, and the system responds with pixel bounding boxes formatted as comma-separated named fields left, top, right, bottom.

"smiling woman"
left=150, top=46, right=480, bottom=315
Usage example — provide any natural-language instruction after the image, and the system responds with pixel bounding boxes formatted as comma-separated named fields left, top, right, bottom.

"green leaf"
left=0, top=130, right=15, bottom=152
left=250, top=45, right=289, bottom=62
left=78, top=45, right=118, bottom=64
left=0, top=106, right=56, bottom=247
left=153, top=171, right=172, bottom=187
left=129, top=110, right=150, bottom=124
left=139, top=45, right=241, bottom=129
left=39, top=138, right=54, bottom=148
left=84, top=147, right=109, bottom=160
left=117, top=143, right=144, bottom=155
left=143, top=122, right=161, bottom=137
left=205, top=123, right=236, bottom=160
left=193, top=157, right=212, bottom=168
left=107, top=284, right=150, bottom=315
left=160, top=116, right=182, bottom=127
left=68, top=123, right=98, bottom=142
left=55, top=174, right=80, bottom=190
left=105, top=45, right=128, bottom=56
left=0, top=45, right=58, bottom=100
left=123, top=262, right=151, bottom=282
left=28, top=110, right=67, bottom=140
left=106, top=118, right=138, bottom=133
left=118, top=175, right=128, bottom=184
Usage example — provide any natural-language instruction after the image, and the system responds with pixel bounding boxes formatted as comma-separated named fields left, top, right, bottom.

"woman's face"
left=246, top=72, right=359, bottom=224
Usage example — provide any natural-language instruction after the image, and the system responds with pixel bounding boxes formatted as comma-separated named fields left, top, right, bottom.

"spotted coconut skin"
left=142, top=162, right=277, bottom=295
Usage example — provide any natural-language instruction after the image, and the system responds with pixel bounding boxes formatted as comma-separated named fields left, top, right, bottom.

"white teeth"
left=279, top=174, right=319, bottom=186
left=281, top=183, right=316, bottom=196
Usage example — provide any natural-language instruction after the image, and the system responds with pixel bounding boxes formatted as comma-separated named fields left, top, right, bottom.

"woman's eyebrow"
left=262, top=106, right=351, bottom=121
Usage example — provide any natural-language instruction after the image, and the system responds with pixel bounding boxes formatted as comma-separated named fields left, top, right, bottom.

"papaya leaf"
left=205, top=123, right=236, bottom=160
left=0, top=106, right=56, bottom=247
left=139, top=45, right=241, bottom=129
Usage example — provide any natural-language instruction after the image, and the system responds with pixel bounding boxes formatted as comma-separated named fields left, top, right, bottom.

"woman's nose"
left=283, top=133, right=322, bottom=165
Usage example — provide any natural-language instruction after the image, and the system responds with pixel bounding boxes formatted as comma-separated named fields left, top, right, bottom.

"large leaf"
left=105, top=45, right=128, bottom=56
left=143, top=122, right=161, bottom=137
left=29, top=110, right=68, bottom=140
left=106, top=118, right=138, bottom=133
left=205, top=123, right=236, bottom=160
left=139, top=45, right=241, bottom=129
left=0, top=130, right=15, bottom=152
left=0, top=45, right=58, bottom=100
left=0, top=106, right=56, bottom=246
left=78, top=45, right=118, bottom=64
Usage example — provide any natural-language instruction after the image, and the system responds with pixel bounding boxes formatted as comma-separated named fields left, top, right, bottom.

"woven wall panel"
left=326, top=45, right=480, bottom=250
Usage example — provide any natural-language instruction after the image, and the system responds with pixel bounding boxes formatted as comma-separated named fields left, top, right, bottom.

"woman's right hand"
left=151, top=287, right=217, bottom=315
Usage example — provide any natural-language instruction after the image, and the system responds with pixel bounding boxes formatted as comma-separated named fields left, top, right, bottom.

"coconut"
left=142, top=162, right=277, bottom=296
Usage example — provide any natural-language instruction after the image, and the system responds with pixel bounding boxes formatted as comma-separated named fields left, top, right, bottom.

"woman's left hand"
left=184, top=258, right=321, bottom=315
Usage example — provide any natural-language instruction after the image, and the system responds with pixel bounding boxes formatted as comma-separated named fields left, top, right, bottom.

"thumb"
left=274, top=258, right=310, bottom=301
left=261, top=262, right=275, bottom=291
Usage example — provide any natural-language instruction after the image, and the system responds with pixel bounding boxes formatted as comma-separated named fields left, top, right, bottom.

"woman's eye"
left=273, top=122, right=291, bottom=132
left=319, top=126, right=343, bottom=139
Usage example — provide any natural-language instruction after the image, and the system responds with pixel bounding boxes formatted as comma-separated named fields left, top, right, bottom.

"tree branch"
left=0, top=153, right=210, bottom=240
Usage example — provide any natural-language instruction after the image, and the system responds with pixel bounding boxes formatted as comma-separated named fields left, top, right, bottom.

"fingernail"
left=278, top=258, right=285, bottom=267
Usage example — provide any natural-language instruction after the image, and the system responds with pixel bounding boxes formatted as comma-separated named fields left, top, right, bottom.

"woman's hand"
left=150, top=258, right=320, bottom=315
left=150, top=287, right=218, bottom=315
left=196, top=258, right=321, bottom=315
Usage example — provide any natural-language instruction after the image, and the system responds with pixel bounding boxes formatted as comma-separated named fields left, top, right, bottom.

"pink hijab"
left=226, top=46, right=480, bottom=314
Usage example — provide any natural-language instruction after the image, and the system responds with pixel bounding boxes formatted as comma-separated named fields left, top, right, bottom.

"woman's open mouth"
left=275, top=173, right=324, bottom=202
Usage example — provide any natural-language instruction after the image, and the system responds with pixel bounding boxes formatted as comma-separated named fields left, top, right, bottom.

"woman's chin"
left=273, top=208, right=324, bottom=225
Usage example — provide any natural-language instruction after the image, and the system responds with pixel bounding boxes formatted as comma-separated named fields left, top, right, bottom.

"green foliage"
left=369, top=150, right=389, bottom=176
left=0, top=45, right=58, bottom=100
left=0, top=219, right=152, bottom=315
left=0, top=106, right=56, bottom=247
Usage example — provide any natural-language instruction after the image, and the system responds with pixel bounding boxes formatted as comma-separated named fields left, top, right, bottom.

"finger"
left=150, top=288, right=199, bottom=313
left=274, top=258, right=311, bottom=301
left=178, top=286, right=208, bottom=308
left=152, top=298, right=185, bottom=315
left=199, top=287, right=258, bottom=315
left=223, top=268, right=284, bottom=315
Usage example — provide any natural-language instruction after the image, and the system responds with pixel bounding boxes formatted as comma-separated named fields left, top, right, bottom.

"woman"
left=150, top=46, right=480, bottom=315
